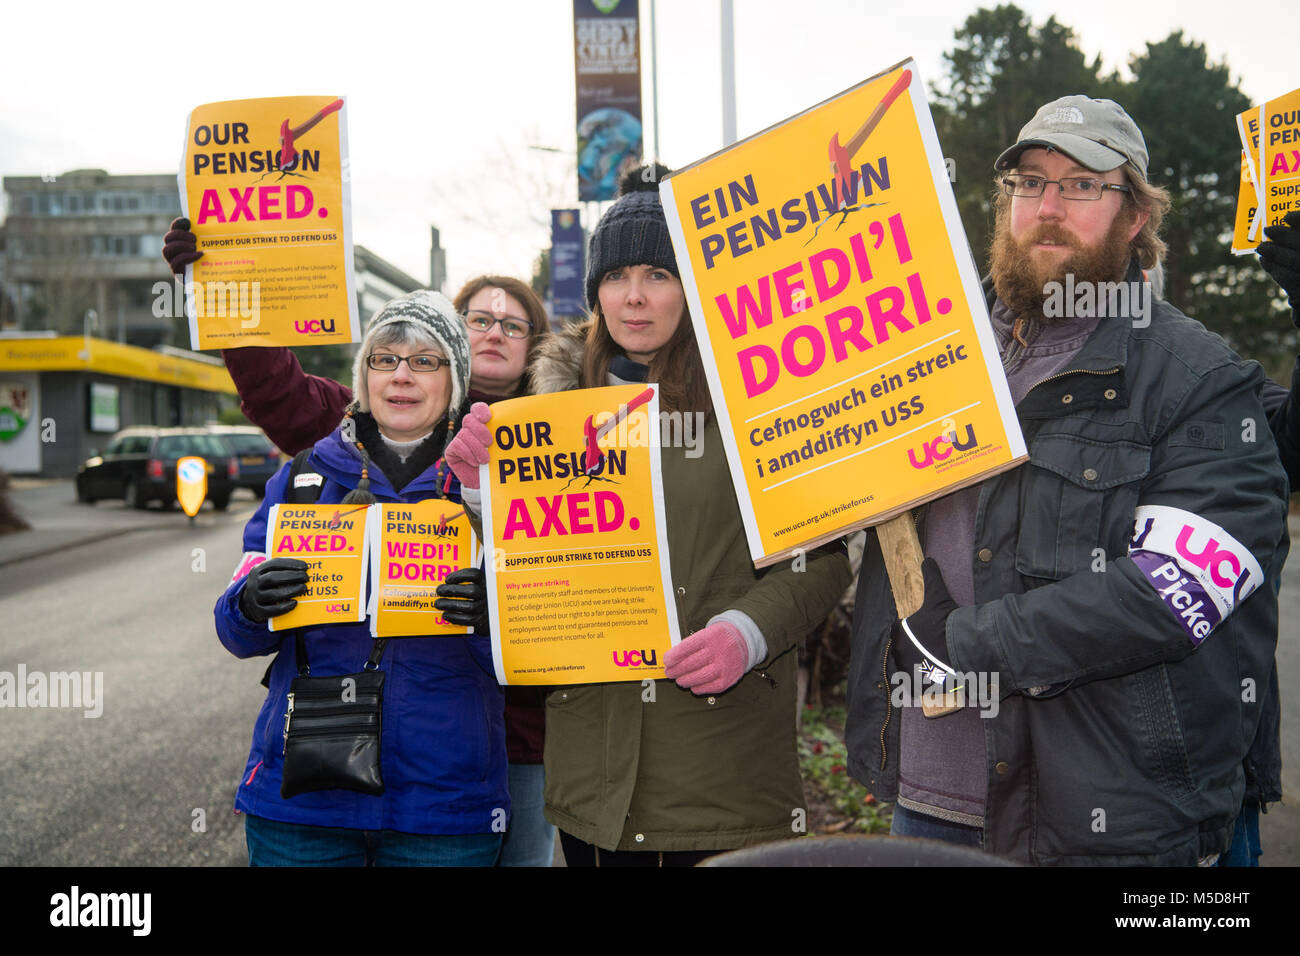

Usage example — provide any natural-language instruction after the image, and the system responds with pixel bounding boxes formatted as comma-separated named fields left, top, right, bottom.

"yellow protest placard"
left=178, top=95, right=358, bottom=350
left=1232, top=152, right=1262, bottom=256
left=1260, top=88, right=1300, bottom=231
left=661, top=58, right=1026, bottom=567
left=368, top=501, right=478, bottom=638
left=1235, top=106, right=1265, bottom=249
left=266, top=503, right=369, bottom=631
left=481, top=385, right=680, bottom=685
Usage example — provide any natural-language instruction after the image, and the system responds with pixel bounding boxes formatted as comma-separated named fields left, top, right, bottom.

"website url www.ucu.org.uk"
left=773, top=494, right=875, bottom=538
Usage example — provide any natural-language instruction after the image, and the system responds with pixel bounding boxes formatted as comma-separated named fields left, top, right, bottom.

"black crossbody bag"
left=280, top=633, right=388, bottom=799
left=272, top=449, right=386, bottom=798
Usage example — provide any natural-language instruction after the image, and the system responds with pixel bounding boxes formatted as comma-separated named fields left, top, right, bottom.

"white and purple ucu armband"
left=1128, top=505, right=1264, bottom=645
left=230, top=551, right=267, bottom=584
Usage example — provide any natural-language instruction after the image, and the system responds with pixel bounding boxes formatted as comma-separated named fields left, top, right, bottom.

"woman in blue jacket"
left=214, top=290, right=508, bottom=866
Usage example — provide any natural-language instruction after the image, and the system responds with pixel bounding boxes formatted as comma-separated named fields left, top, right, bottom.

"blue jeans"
left=245, top=814, right=502, bottom=867
left=498, top=762, right=555, bottom=867
left=1216, top=802, right=1262, bottom=867
left=890, top=804, right=983, bottom=849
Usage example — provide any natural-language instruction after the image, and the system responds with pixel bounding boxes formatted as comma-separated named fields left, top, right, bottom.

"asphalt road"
left=1, top=481, right=1298, bottom=866
left=0, top=486, right=266, bottom=865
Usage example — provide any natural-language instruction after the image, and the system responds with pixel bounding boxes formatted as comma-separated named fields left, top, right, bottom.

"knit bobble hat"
left=351, top=289, right=471, bottom=419
left=585, top=162, right=679, bottom=309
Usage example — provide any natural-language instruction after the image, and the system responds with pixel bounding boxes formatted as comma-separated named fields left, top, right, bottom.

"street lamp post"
left=721, top=0, right=737, bottom=147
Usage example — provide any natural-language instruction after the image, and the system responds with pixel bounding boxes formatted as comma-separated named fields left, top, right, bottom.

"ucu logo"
left=612, top=649, right=657, bottom=667
left=1175, top=525, right=1246, bottom=598
left=294, top=318, right=336, bottom=334
left=906, top=424, right=977, bottom=469
left=325, top=603, right=351, bottom=613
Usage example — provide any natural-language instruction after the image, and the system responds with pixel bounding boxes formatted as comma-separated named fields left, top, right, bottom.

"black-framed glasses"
left=367, top=352, right=449, bottom=373
left=1001, top=174, right=1131, bottom=201
left=465, top=311, right=532, bottom=339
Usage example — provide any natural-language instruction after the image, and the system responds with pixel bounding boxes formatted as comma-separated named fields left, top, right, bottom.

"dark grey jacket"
left=1254, top=370, right=1295, bottom=806
left=846, top=262, right=1290, bottom=865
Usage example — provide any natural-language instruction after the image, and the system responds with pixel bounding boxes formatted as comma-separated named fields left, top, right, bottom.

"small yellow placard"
left=368, top=501, right=478, bottom=637
left=1260, top=88, right=1300, bottom=231
left=1234, top=106, right=1265, bottom=253
left=265, top=503, right=369, bottom=631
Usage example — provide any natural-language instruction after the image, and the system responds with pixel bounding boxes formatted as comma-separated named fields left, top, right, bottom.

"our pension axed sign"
left=661, top=59, right=1027, bottom=566
left=178, top=96, right=359, bottom=350
left=482, top=385, right=680, bottom=684
left=266, top=503, right=369, bottom=631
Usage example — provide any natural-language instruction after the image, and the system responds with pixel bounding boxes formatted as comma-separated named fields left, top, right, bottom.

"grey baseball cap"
left=994, top=95, right=1149, bottom=180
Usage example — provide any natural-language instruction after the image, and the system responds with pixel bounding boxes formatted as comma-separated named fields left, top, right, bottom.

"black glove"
left=239, top=557, right=310, bottom=623
left=892, top=558, right=957, bottom=683
left=434, top=567, right=489, bottom=631
left=1259, top=209, right=1300, bottom=322
left=162, top=216, right=203, bottom=275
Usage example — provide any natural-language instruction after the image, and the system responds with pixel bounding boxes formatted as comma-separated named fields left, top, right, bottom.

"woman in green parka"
left=446, top=165, right=852, bottom=865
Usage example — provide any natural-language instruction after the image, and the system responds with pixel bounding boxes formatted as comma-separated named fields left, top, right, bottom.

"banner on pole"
left=574, top=0, right=643, bottom=202
left=551, top=209, right=587, bottom=319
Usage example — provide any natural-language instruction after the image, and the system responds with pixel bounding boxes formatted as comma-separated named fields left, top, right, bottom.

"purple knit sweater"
left=897, top=301, right=1100, bottom=826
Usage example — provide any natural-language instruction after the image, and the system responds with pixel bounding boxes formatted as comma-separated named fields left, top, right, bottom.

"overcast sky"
left=1, top=0, right=1294, bottom=297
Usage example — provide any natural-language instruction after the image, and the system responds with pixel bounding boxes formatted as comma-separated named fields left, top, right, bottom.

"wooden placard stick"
left=876, top=513, right=962, bottom=717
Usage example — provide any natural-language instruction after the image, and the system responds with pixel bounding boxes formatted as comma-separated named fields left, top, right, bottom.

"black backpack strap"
left=284, top=448, right=325, bottom=504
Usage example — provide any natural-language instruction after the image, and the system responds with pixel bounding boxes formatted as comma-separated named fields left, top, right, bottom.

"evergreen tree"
left=930, top=7, right=1294, bottom=373
left=930, top=4, right=1102, bottom=269
left=1120, top=33, right=1292, bottom=374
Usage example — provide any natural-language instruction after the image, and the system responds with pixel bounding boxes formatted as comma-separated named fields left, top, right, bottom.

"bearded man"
left=844, top=96, right=1289, bottom=865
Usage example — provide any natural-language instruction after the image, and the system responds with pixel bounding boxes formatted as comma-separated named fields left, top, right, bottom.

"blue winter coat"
left=214, top=425, right=508, bottom=835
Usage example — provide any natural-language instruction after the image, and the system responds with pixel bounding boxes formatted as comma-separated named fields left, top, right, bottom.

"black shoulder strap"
left=284, top=448, right=324, bottom=504
left=260, top=449, right=324, bottom=689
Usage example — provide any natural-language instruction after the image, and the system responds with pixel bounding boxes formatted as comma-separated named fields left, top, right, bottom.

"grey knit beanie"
left=351, top=290, right=470, bottom=418
left=585, top=163, right=679, bottom=309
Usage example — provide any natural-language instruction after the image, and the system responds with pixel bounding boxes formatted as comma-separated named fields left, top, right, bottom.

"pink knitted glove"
left=445, top=402, right=493, bottom=489
left=663, top=621, right=748, bottom=695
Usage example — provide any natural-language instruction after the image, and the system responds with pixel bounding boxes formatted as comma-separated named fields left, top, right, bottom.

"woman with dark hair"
left=446, top=166, right=852, bottom=866
left=454, top=274, right=550, bottom=399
